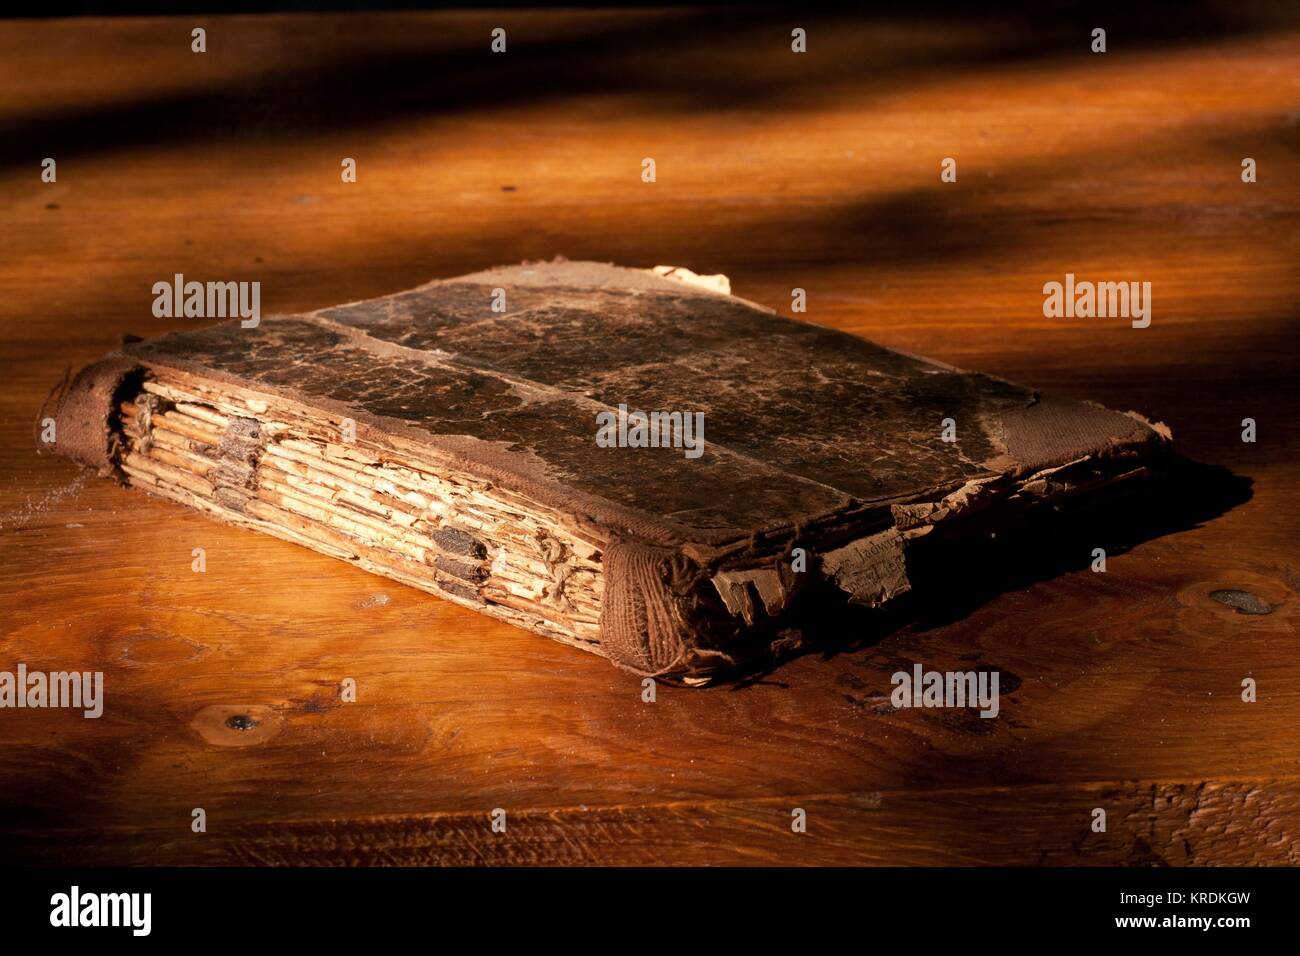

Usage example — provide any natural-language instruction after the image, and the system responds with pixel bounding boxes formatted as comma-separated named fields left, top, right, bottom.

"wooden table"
left=2, top=8, right=1298, bottom=865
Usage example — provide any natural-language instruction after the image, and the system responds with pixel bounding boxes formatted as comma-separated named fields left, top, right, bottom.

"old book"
left=43, top=260, right=1170, bottom=683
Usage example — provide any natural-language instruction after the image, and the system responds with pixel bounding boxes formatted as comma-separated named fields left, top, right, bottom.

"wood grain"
left=1, top=7, right=1298, bottom=865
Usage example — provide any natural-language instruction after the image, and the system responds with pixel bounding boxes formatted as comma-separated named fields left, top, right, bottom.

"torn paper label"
left=820, top=527, right=910, bottom=606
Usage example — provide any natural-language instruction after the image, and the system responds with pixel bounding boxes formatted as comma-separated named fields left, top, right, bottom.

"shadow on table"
left=732, top=453, right=1253, bottom=687
left=3, top=1, right=1293, bottom=174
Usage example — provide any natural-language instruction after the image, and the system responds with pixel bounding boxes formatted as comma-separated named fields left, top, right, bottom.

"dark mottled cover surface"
left=121, top=261, right=1161, bottom=544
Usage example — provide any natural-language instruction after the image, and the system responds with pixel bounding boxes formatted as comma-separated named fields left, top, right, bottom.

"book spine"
left=39, top=356, right=142, bottom=478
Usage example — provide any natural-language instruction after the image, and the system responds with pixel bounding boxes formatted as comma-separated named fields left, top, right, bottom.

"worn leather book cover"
left=42, top=260, right=1170, bottom=682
